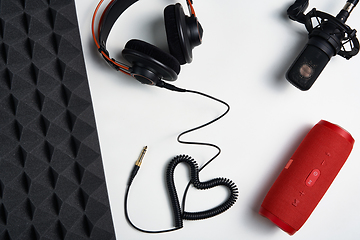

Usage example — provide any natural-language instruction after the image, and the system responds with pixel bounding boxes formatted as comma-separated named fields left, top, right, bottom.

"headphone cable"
left=124, top=82, right=234, bottom=233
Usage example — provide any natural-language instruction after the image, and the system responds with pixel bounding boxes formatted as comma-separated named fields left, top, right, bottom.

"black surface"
left=0, top=0, right=116, bottom=239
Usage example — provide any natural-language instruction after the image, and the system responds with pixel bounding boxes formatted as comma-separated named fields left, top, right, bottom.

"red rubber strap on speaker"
left=318, top=120, right=354, bottom=145
left=259, top=207, right=297, bottom=235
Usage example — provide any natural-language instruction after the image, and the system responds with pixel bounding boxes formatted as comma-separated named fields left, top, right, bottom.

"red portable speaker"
left=259, top=120, right=354, bottom=235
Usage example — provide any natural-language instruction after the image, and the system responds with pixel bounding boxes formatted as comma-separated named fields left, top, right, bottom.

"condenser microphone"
left=286, top=0, right=359, bottom=90
left=259, top=120, right=354, bottom=235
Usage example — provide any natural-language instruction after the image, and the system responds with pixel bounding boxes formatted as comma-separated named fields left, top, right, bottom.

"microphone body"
left=286, top=0, right=359, bottom=90
left=286, top=23, right=342, bottom=90
left=259, top=120, right=354, bottom=235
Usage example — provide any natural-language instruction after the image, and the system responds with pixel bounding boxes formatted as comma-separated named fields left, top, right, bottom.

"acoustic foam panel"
left=0, top=0, right=116, bottom=239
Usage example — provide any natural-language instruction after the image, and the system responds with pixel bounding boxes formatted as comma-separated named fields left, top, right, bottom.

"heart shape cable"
left=166, top=155, right=238, bottom=228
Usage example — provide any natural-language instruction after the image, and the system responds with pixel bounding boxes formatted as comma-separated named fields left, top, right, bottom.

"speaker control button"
left=292, top=199, right=300, bottom=207
left=306, top=169, right=320, bottom=187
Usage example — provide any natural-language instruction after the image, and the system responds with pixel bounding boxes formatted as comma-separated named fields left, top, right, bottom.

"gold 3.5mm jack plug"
left=127, top=146, right=147, bottom=185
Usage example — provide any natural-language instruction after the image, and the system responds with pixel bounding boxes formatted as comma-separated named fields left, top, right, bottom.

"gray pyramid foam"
left=0, top=0, right=116, bottom=239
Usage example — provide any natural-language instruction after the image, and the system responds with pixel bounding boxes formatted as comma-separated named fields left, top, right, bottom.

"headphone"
left=92, top=0, right=203, bottom=86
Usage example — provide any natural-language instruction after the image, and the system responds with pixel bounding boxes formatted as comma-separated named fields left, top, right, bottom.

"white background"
left=75, top=0, right=360, bottom=239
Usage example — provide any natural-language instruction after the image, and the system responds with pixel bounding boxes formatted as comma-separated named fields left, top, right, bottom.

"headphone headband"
left=99, top=0, right=138, bottom=47
left=97, top=0, right=196, bottom=49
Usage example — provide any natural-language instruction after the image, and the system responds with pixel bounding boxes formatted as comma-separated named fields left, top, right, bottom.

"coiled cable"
left=124, top=86, right=238, bottom=233
left=166, top=155, right=238, bottom=228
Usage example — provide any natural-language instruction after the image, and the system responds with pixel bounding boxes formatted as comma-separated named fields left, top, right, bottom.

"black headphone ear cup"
left=122, top=39, right=180, bottom=84
left=164, top=3, right=203, bottom=65
left=164, top=4, right=187, bottom=65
